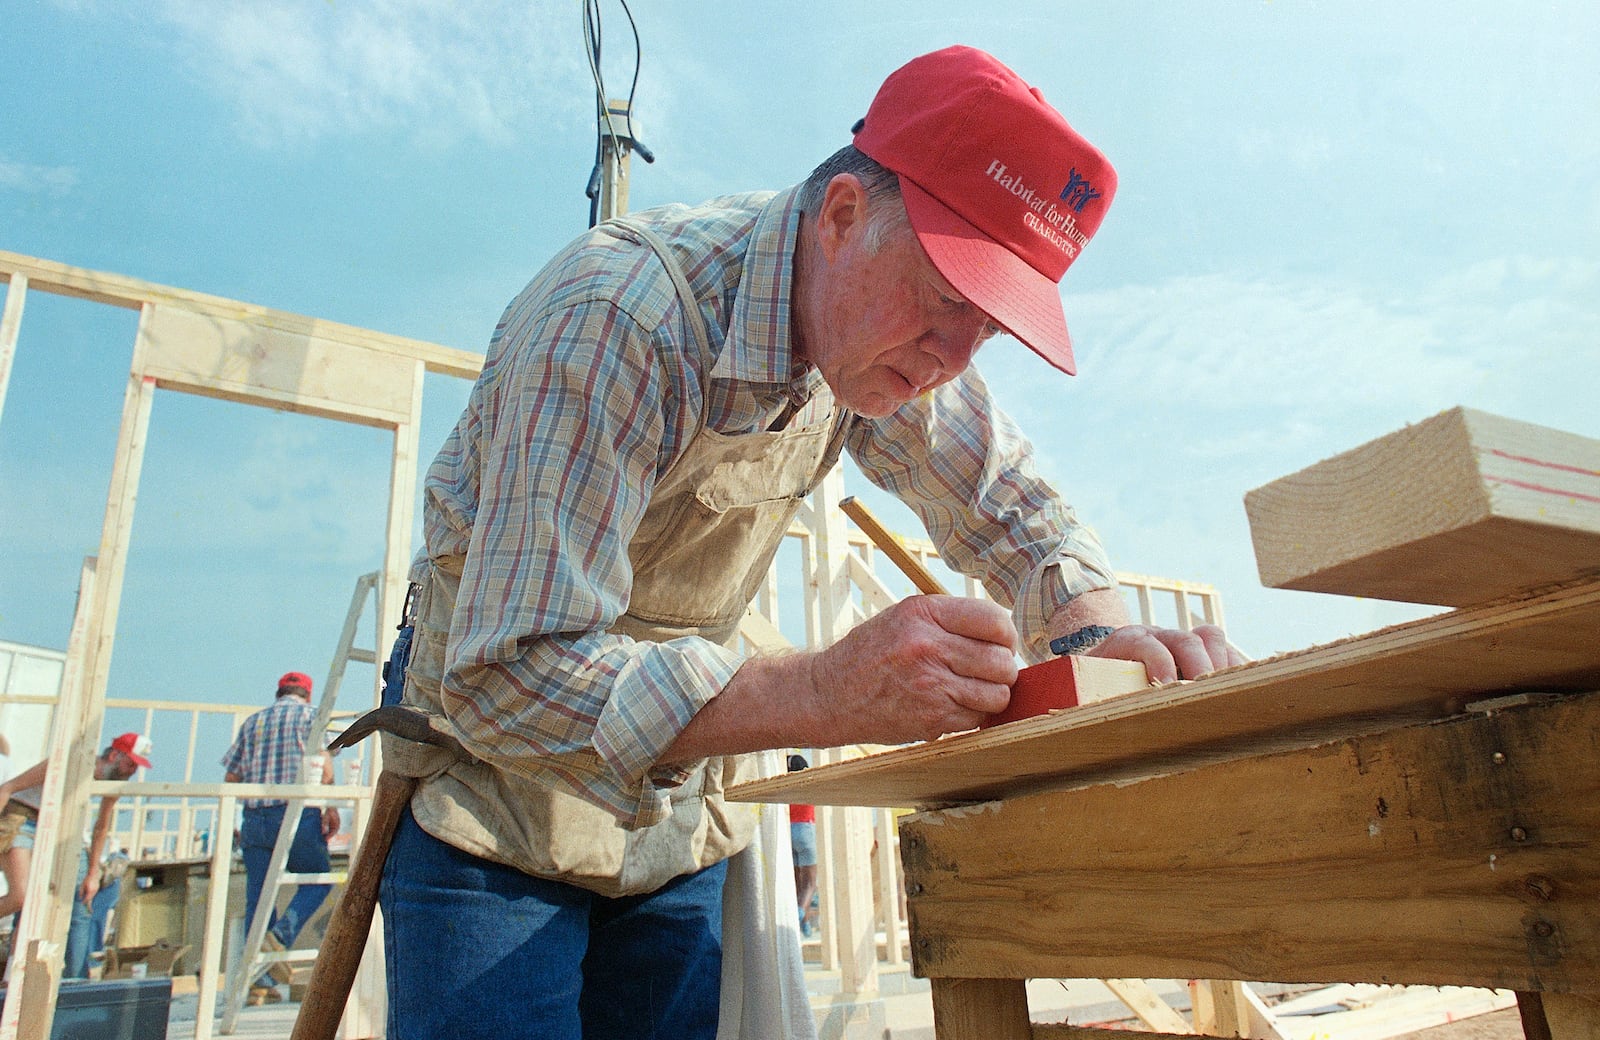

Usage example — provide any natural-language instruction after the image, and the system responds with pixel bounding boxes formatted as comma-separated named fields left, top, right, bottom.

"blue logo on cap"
left=1059, top=169, right=1102, bottom=214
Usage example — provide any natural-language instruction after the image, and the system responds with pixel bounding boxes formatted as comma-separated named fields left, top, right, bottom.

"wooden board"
left=140, top=303, right=421, bottom=428
left=729, top=576, right=1600, bottom=810
left=929, top=978, right=1031, bottom=1040
left=898, top=692, right=1600, bottom=995
left=0, top=248, right=482, bottom=379
left=1245, top=407, right=1600, bottom=607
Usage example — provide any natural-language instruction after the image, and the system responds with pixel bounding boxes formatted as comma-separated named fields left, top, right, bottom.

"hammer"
left=289, top=706, right=468, bottom=1040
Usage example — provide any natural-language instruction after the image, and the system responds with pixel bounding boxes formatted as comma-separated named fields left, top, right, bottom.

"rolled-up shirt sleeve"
left=847, top=364, right=1119, bottom=665
left=433, top=287, right=742, bottom=826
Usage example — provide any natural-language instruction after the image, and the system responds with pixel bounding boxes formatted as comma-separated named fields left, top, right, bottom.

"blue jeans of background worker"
left=240, top=804, right=331, bottom=965
left=62, top=848, right=123, bottom=978
left=380, top=805, right=726, bottom=1040
left=9, top=822, right=124, bottom=979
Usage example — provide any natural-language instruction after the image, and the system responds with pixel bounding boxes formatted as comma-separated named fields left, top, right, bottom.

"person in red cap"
left=221, top=670, right=340, bottom=1004
left=378, top=46, right=1243, bottom=1038
left=0, top=731, right=151, bottom=975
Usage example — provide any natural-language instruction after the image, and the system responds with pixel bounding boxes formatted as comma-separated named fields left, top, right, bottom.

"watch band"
left=1049, top=624, right=1118, bottom=656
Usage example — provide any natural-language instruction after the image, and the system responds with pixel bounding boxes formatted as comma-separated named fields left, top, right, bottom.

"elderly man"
left=379, top=45, right=1242, bottom=1039
left=0, top=731, right=151, bottom=977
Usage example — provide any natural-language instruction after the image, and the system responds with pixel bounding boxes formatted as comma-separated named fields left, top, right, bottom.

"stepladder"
left=218, top=572, right=381, bottom=1033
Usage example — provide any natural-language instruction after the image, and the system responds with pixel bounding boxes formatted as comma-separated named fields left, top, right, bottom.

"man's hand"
left=1087, top=623, right=1245, bottom=683
left=658, top=595, right=1019, bottom=767
left=802, top=594, right=1018, bottom=745
left=78, top=865, right=101, bottom=909
left=1047, top=587, right=1244, bottom=683
left=321, top=807, right=341, bottom=840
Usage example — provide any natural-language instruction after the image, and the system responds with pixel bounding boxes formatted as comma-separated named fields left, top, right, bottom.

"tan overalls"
left=386, top=220, right=848, bottom=900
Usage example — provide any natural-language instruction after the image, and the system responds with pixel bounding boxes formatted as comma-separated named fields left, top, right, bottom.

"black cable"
left=621, top=0, right=654, bottom=163
left=620, top=0, right=641, bottom=132
left=583, top=0, right=650, bottom=227
left=583, top=0, right=606, bottom=226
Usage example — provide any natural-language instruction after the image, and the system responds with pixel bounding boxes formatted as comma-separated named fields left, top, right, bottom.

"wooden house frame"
left=0, top=249, right=477, bottom=1039
left=2, top=248, right=1228, bottom=1039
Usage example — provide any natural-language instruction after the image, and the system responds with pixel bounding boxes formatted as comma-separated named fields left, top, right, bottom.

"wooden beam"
left=812, top=470, right=880, bottom=1000
left=1246, top=408, right=1600, bottom=608
left=929, top=978, right=1031, bottom=1040
left=0, top=248, right=482, bottom=380
left=0, top=558, right=96, bottom=1040
left=730, top=576, right=1600, bottom=810
left=191, top=793, right=237, bottom=1040
left=86, top=780, right=372, bottom=800
left=738, top=606, right=793, bottom=655
left=139, top=303, right=422, bottom=428
left=899, top=692, right=1600, bottom=994
left=1102, top=979, right=1193, bottom=1034
left=0, top=272, right=25, bottom=429
left=1542, top=993, right=1600, bottom=1039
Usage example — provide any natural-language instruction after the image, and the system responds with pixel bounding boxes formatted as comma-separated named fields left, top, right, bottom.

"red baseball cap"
left=853, top=46, right=1117, bottom=375
left=111, top=732, right=153, bottom=769
left=277, top=671, right=314, bottom=696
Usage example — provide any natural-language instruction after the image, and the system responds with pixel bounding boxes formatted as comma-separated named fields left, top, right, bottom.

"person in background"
left=222, top=671, right=340, bottom=1005
left=0, top=732, right=152, bottom=976
left=787, top=754, right=819, bottom=937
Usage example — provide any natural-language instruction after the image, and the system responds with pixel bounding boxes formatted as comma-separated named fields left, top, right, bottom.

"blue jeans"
left=241, top=805, right=331, bottom=951
left=63, top=850, right=123, bottom=978
left=379, top=806, right=725, bottom=1040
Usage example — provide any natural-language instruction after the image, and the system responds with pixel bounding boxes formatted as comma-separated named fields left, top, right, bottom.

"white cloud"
left=102, top=0, right=590, bottom=148
left=1051, top=254, right=1600, bottom=453
left=0, top=157, right=78, bottom=197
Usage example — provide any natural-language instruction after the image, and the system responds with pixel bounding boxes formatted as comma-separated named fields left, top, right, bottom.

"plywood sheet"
left=1246, top=407, right=1600, bottom=607
left=730, top=576, right=1600, bottom=810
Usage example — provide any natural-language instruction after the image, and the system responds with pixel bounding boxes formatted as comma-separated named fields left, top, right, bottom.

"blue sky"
left=3, top=1, right=1598, bottom=768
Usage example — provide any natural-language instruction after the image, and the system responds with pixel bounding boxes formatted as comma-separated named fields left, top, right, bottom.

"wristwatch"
left=1049, top=624, right=1117, bottom=656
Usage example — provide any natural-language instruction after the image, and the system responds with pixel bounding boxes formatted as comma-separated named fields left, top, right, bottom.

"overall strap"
left=608, top=218, right=715, bottom=365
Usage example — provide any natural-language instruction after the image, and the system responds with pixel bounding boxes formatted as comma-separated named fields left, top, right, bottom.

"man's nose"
left=922, top=315, right=987, bottom=373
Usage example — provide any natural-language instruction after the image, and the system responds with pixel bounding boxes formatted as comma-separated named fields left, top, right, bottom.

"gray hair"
left=798, top=146, right=911, bottom=254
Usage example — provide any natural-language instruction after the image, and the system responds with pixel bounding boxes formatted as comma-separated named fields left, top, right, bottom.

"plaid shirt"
left=414, top=187, right=1117, bottom=824
left=221, top=696, right=316, bottom=808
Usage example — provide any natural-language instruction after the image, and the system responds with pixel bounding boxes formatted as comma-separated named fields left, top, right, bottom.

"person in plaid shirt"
left=221, top=670, right=339, bottom=1004
left=380, top=46, right=1243, bottom=1040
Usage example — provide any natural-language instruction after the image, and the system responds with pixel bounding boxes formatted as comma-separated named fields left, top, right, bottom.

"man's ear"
left=814, top=174, right=871, bottom=262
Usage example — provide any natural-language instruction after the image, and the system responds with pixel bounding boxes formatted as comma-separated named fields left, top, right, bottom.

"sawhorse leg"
left=930, top=978, right=1030, bottom=1040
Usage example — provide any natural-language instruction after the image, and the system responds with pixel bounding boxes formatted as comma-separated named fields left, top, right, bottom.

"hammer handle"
left=840, top=496, right=949, bottom=596
left=290, top=770, right=415, bottom=1040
